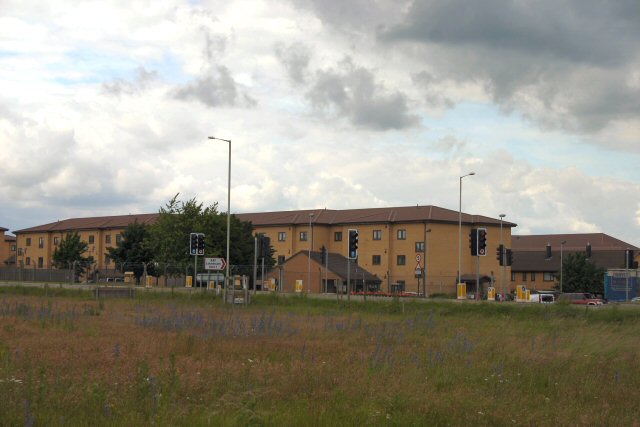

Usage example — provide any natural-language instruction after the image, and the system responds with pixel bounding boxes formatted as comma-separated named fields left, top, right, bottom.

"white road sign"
left=204, top=257, right=227, bottom=271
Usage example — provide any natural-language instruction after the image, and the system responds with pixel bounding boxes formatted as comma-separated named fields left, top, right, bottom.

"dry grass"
left=1, top=291, right=640, bottom=426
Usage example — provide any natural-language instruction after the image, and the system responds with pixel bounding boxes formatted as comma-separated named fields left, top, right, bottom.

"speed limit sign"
left=416, top=254, right=421, bottom=262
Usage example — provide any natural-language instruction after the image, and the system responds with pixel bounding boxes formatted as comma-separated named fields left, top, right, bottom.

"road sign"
left=204, top=257, right=227, bottom=271
left=416, top=254, right=421, bottom=262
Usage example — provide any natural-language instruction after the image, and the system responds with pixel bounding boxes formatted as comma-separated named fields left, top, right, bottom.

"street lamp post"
left=458, top=172, right=475, bottom=287
left=308, top=213, right=314, bottom=292
left=499, top=214, right=506, bottom=300
left=208, top=136, right=232, bottom=304
left=560, top=240, right=567, bottom=293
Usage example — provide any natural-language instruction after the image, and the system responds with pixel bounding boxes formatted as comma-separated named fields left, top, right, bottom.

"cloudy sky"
left=1, top=0, right=639, bottom=245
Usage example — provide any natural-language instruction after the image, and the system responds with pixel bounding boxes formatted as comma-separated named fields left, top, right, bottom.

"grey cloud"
left=274, top=42, right=311, bottom=84
left=306, top=59, right=419, bottom=130
left=380, top=0, right=640, bottom=135
left=101, top=67, right=158, bottom=96
left=412, top=71, right=454, bottom=109
left=173, top=66, right=256, bottom=108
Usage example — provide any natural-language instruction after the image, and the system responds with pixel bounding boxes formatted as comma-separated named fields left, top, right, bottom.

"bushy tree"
left=146, top=194, right=265, bottom=277
left=107, top=222, right=155, bottom=284
left=52, top=231, right=94, bottom=281
left=558, top=252, right=606, bottom=294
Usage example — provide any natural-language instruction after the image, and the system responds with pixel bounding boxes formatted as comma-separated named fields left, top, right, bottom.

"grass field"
left=1, top=286, right=640, bottom=426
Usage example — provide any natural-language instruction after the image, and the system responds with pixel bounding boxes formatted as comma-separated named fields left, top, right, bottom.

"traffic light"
left=469, top=228, right=478, bottom=256
left=626, top=249, right=635, bottom=269
left=586, top=243, right=592, bottom=259
left=197, top=233, right=205, bottom=255
left=261, top=235, right=271, bottom=259
left=477, top=228, right=487, bottom=256
left=320, top=245, right=327, bottom=264
left=190, top=233, right=198, bottom=255
left=545, top=243, right=552, bottom=260
left=348, top=229, right=358, bottom=259
left=506, top=249, right=513, bottom=266
left=496, top=244, right=504, bottom=266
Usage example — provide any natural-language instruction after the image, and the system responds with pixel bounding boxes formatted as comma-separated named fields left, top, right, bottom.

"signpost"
left=204, top=257, right=227, bottom=271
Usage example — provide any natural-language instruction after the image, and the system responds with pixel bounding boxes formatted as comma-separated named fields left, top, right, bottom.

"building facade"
left=510, top=233, right=640, bottom=291
left=12, top=214, right=157, bottom=271
left=237, top=205, right=516, bottom=295
left=0, top=227, right=16, bottom=266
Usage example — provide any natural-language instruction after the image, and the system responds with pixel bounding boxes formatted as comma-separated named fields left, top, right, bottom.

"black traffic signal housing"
left=469, top=228, right=478, bottom=256
left=190, top=233, right=198, bottom=255
left=496, top=244, right=504, bottom=266
left=320, top=245, right=327, bottom=264
left=477, top=228, right=487, bottom=256
left=506, top=248, right=513, bottom=266
left=261, top=235, right=271, bottom=259
left=545, top=243, right=552, bottom=260
left=586, top=243, right=592, bottom=259
left=348, top=229, right=358, bottom=259
left=197, top=233, right=205, bottom=255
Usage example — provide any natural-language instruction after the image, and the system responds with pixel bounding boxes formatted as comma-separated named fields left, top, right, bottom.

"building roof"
left=237, top=205, right=517, bottom=227
left=0, top=227, right=7, bottom=232
left=13, top=213, right=159, bottom=234
left=512, top=233, right=639, bottom=252
left=294, top=250, right=381, bottom=283
left=510, top=233, right=637, bottom=272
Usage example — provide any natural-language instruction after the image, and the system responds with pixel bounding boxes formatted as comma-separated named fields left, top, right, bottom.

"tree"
left=147, top=194, right=265, bottom=277
left=107, top=221, right=155, bottom=284
left=52, top=231, right=94, bottom=281
left=558, top=252, right=606, bottom=294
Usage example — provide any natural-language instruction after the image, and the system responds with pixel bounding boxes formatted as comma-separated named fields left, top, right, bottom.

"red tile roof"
left=237, top=205, right=516, bottom=227
left=13, top=214, right=159, bottom=234
left=512, top=233, right=639, bottom=251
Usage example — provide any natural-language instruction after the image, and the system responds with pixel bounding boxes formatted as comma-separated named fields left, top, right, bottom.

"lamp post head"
left=499, top=214, right=506, bottom=219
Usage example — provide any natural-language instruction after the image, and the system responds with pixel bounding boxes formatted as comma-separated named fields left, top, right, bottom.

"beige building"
left=1, top=227, right=16, bottom=266
left=237, top=206, right=516, bottom=295
left=12, top=214, right=157, bottom=270
left=10, top=206, right=516, bottom=294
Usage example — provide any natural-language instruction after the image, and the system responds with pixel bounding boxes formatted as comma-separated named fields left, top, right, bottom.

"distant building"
left=0, top=227, right=16, bottom=266
left=510, top=233, right=639, bottom=291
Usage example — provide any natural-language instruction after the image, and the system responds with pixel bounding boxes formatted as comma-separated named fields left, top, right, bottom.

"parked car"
left=558, top=293, right=603, bottom=306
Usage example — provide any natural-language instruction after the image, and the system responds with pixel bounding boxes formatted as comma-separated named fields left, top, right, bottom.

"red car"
left=559, top=293, right=603, bottom=306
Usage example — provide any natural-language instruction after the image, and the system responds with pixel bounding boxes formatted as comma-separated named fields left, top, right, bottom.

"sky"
left=1, top=0, right=639, bottom=246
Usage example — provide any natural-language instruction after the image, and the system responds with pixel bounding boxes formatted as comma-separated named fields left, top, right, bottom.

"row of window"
left=22, top=234, right=122, bottom=248
left=277, top=229, right=414, bottom=242
left=510, top=272, right=555, bottom=282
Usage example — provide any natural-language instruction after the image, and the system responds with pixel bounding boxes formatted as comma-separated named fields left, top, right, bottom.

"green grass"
left=1, top=288, right=639, bottom=425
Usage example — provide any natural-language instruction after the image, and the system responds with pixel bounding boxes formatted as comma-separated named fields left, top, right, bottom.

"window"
left=278, top=232, right=286, bottom=242
left=105, top=234, right=111, bottom=244
left=373, top=230, right=382, bottom=240
left=26, top=238, right=31, bottom=246
left=116, top=234, right=123, bottom=244
left=38, top=257, right=44, bottom=268
left=54, top=237, right=60, bottom=246
left=25, top=257, right=31, bottom=266
left=10, top=245, right=16, bottom=252
left=522, top=272, right=527, bottom=281
left=300, top=231, right=308, bottom=241
left=543, top=272, right=555, bottom=282
left=278, top=255, right=286, bottom=265
left=415, top=242, right=425, bottom=252
left=88, top=235, right=95, bottom=244
left=334, top=232, right=342, bottom=241
left=397, top=255, right=406, bottom=265
left=38, top=237, right=44, bottom=248
left=511, top=271, right=516, bottom=281
left=530, top=272, right=536, bottom=282
left=372, top=255, right=381, bottom=265
left=392, top=281, right=406, bottom=293
left=17, top=248, right=23, bottom=256
left=397, top=229, right=406, bottom=240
